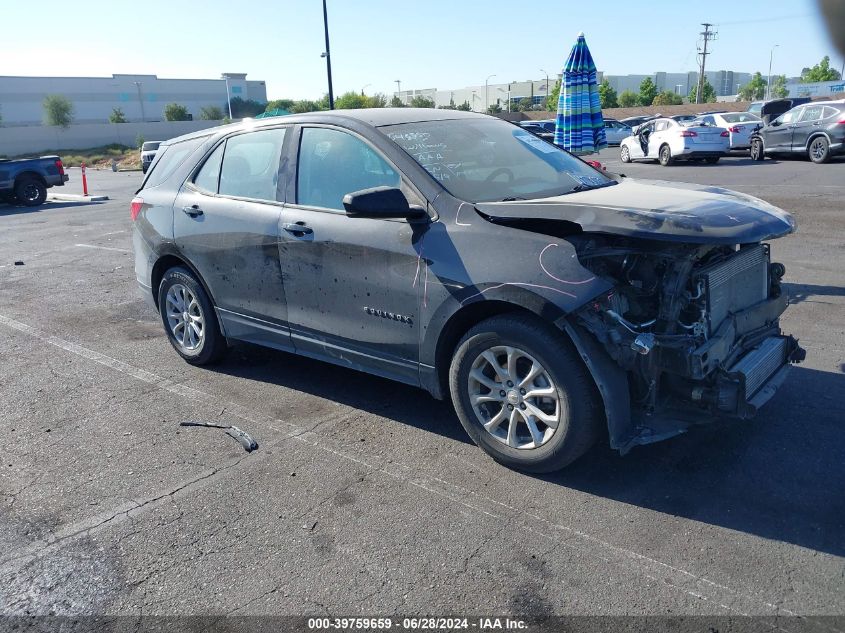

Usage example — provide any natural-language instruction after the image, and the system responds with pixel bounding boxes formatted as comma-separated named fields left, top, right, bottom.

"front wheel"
left=449, top=314, right=601, bottom=473
left=658, top=144, right=673, bottom=166
left=808, top=136, right=830, bottom=164
left=750, top=138, right=765, bottom=161
left=620, top=145, right=631, bottom=163
left=158, top=267, right=226, bottom=365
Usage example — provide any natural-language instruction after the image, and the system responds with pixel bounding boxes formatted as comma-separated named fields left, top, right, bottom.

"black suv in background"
left=750, top=99, right=845, bottom=163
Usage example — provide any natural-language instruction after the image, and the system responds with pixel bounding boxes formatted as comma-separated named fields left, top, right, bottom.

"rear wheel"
left=158, top=267, right=226, bottom=365
left=705, top=157, right=720, bottom=164
left=658, top=144, right=673, bottom=166
left=14, top=178, right=47, bottom=207
left=620, top=145, right=631, bottom=163
left=808, top=136, right=830, bottom=164
left=449, top=314, right=602, bottom=473
left=750, top=138, right=765, bottom=161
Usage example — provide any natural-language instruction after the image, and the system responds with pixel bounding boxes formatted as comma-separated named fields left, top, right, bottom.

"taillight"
left=55, top=159, right=64, bottom=175
left=680, top=130, right=697, bottom=137
left=720, top=130, right=730, bottom=137
left=838, top=119, right=845, bottom=125
left=130, top=197, right=143, bottom=221
left=728, top=126, right=740, bottom=133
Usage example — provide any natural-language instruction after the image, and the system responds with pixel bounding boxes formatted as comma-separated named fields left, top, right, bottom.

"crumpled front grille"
left=697, top=245, right=769, bottom=334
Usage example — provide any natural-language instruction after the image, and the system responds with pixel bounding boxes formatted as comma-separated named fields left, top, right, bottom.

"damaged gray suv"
left=132, top=109, right=804, bottom=473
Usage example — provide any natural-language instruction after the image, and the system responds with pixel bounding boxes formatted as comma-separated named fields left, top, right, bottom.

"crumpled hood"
left=474, top=178, right=795, bottom=244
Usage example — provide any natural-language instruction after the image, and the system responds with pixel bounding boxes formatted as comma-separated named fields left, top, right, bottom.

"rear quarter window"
left=143, top=136, right=206, bottom=189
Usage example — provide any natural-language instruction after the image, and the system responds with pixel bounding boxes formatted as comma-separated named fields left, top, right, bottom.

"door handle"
left=182, top=205, right=203, bottom=217
left=282, top=222, right=313, bottom=235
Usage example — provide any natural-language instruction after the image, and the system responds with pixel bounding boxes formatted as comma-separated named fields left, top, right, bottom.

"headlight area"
left=569, top=235, right=805, bottom=423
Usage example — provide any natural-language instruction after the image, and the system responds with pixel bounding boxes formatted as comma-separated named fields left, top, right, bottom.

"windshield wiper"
left=499, top=196, right=526, bottom=201
left=567, top=181, right=616, bottom=194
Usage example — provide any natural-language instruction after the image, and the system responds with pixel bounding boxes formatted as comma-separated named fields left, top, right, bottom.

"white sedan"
left=692, top=112, right=762, bottom=149
left=620, top=118, right=730, bottom=166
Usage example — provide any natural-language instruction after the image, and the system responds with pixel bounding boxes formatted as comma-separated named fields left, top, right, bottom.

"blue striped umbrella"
left=553, top=32, right=607, bottom=154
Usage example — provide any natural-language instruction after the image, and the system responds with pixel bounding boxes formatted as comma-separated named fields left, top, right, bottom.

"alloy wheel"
left=810, top=139, right=826, bottom=162
left=22, top=183, right=40, bottom=203
left=165, top=283, right=204, bottom=351
left=467, top=346, right=560, bottom=450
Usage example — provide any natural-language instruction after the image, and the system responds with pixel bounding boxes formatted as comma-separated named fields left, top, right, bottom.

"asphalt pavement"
left=0, top=158, right=843, bottom=624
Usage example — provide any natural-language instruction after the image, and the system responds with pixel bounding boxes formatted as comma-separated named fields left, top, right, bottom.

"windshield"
left=381, top=119, right=613, bottom=202
left=721, top=112, right=761, bottom=123
left=142, top=142, right=161, bottom=151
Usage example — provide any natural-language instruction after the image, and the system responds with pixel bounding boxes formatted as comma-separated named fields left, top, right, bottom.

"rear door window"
left=193, top=143, right=225, bottom=194
left=144, top=136, right=206, bottom=188
left=218, top=128, right=287, bottom=202
left=799, top=105, right=823, bottom=122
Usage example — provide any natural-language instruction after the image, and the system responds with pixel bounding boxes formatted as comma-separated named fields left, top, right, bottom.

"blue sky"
left=2, top=0, right=841, bottom=99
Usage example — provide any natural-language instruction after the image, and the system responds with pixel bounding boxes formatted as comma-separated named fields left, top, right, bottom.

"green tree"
left=516, top=97, right=533, bottom=112
left=770, top=74, right=789, bottom=99
left=638, top=77, right=658, bottom=106
left=487, top=103, right=502, bottom=114
left=109, top=107, right=127, bottom=123
left=409, top=95, right=436, bottom=108
left=598, top=79, right=618, bottom=109
left=456, top=100, right=472, bottom=112
left=228, top=97, right=266, bottom=118
left=43, top=94, right=74, bottom=128
left=738, top=72, right=768, bottom=101
left=366, top=93, right=387, bottom=108
left=689, top=78, right=717, bottom=103
left=200, top=105, right=224, bottom=120
left=618, top=90, right=638, bottom=107
left=290, top=99, right=322, bottom=113
left=389, top=95, right=406, bottom=107
left=439, top=97, right=457, bottom=110
left=652, top=90, right=682, bottom=106
left=334, top=91, right=369, bottom=109
left=135, top=134, right=145, bottom=149
left=546, top=79, right=561, bottom=111
left=163, top=103, right=190, bottom=121
left=801, top=56, right=841, bottom=82
left=265, top=99, right=295, bottom=112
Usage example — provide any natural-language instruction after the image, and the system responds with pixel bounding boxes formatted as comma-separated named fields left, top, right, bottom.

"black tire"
left=808, top=136, right=830, bottom=164
left=14, top=178, right=47, bottom=207
left=449, top=314, right=602, bottom=473
left=620, top=145, right=632, bottom=163
left=750, top=138, right=765, bottom=161
left=658, top=144, right=673, bottom=166
left=158, top=266, right=226, bottom=365
left=704, top=157, right=720, bottom=164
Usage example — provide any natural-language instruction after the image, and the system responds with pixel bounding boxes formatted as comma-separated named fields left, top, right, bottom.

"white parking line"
left=74, top=243, right=131, bottom=253
left=0, top=313, right=825, bottom=622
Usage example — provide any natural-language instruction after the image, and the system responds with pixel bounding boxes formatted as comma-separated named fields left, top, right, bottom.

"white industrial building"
left=0, top=73, right=267, bottom=127
left=396, top=69, right=762, bottom=112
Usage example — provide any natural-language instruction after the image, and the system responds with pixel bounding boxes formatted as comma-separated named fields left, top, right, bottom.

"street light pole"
left=767, top=44, right=779, bottom=100
left=321, top=0, right=334, bottom=110
left=485, top=74, right=496, bottom=113
left=223, top=76, right=233, bottom=120
left=540, top=68, right=549, bottom=105
left=133, top=81, right=145, bottom=122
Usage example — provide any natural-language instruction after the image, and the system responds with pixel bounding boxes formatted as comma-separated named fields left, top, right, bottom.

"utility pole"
left=766, top=45, right=779, bottom=100
left=695, top=23, right=716, bottom=104
left=321, top=0, right=334, bottom=110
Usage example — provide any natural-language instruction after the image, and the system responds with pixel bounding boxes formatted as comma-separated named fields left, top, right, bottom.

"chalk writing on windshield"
left=387, top=131, right=460, bottom=182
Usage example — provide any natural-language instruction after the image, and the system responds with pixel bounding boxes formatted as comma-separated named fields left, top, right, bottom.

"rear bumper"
left=678, top=150, right=728, bottom=159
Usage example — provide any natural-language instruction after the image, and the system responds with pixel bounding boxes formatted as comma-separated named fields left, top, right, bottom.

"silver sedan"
left=603, top=118, right=633, bottom=146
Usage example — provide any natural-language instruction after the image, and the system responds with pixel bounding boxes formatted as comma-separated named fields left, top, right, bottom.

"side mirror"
left=770, top=119, right=781, bottom=127
left=342, top=186, right=426, bottom=220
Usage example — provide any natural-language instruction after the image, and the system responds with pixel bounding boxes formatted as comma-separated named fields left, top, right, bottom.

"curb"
left=48, top=193, right=109, bottom=202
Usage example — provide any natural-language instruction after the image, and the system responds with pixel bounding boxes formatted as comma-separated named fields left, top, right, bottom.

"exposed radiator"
left=730, top=336, right=788, bottom=398
left=697, top=245, right=769, bottom=334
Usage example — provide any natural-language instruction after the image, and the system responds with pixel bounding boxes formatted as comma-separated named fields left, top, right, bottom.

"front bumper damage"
left=563, top=292, right=805, bottom=455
